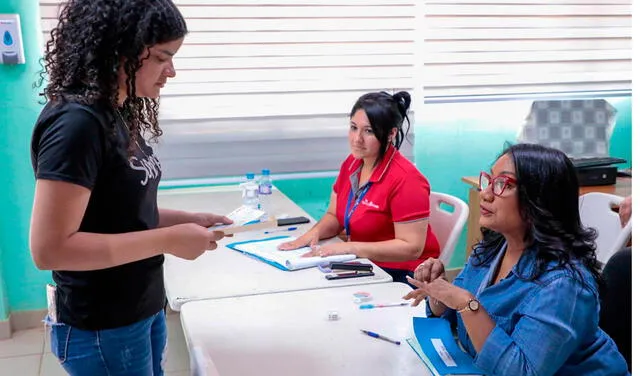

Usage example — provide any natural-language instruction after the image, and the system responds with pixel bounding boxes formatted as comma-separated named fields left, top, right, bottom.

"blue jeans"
left=47, top=310, right=167, bottom=376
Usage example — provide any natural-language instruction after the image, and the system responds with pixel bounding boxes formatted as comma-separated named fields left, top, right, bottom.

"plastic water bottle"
left=258, top=169, right=273, bottom=216
left=241, top=172, right=259, bottom=209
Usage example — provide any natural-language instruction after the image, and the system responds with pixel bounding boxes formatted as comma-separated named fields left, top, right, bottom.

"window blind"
left=40, top=0, right=631, bottom=179
left=421, top=0, right=632, bottom=100
left=40, top=0, right=417, bottom=179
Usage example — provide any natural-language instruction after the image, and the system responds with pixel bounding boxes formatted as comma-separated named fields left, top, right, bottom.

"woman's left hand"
left=405, top=276, right=473, bottom=310
left=193, top=213, right=233, bottom=228
left=301, top=242, right=357, bottom=258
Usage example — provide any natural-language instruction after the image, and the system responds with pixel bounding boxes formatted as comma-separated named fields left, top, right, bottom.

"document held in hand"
left=226, top=236, right=356, bottom=271
left=407, top=317, right=484, bottom=376
left=208, top=206, right=276, bottom=235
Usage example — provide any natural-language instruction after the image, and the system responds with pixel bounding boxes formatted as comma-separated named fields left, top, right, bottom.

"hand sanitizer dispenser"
left=0, top=14, right=25, bottom=65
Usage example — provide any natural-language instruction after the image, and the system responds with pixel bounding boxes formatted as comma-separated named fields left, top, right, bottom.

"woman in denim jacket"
left=403, top=143, right=628, bottom=376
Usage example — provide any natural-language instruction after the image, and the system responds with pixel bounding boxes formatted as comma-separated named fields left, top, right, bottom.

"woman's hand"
left=404, top=276, right=473, bottom=310
left=402, top=276, right=432, bottom=307
left=193, top=213, right=233, bottom=228
left=301, top=242, right=357, bottom=258
left=413, top=258, right=445, bottom=283
left=277, top=230, right=320, bottom=251
left=619, top=195, right=632, bottom=227
left=403, top=258, right=447, bottom=306
left=166, top=224, right=225, bottom=260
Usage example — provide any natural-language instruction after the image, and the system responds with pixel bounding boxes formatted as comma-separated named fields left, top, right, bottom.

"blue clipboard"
left=226, top=235, right=292, bottom=271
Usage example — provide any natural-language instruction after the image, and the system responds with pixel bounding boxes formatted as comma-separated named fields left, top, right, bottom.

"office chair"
left=429, top=192, right=469, bottom=267
left=578, top=192, right=632, bottom=265
left=599, top=248, right=632, bottom=372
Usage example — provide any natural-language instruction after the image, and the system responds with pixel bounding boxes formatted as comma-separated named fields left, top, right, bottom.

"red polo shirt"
left=333, top=147, right=441, bottom=272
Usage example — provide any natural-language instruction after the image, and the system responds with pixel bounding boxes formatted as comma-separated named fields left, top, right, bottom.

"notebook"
left=226, top=236, right=356, bottom=271
left=407, top=317, right=484, bottom=376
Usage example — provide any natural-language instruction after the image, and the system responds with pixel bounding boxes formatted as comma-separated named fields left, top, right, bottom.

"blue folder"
left=407, top=317, right=484, bottom=376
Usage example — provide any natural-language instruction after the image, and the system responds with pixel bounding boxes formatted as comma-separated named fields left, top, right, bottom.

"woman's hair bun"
left=392, top=91, right=411, bottom=113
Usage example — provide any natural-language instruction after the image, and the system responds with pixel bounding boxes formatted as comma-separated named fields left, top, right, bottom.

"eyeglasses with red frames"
left=479, top=172, right=518, bottom=197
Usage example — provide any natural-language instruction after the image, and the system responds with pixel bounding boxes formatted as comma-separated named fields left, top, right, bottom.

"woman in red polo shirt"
left=279, top=91, right=440, bottom=283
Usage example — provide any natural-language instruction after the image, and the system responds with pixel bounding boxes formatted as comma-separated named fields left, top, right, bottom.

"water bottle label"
left=259, top=184, right=272, bottom=195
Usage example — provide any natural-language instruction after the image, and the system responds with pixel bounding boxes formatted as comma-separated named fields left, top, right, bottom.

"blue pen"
left=359, top=302, right=409, bottom=309
left=264, top=226, right=297, bottom=234
left=360, top=329, right=401, bottom=345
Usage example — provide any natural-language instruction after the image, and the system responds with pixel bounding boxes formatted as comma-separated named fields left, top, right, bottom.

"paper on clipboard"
left=227, top=236, right=356, bottom=271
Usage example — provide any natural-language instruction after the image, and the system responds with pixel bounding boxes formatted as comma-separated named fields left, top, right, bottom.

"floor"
left=0, top=312, right=190, bottom=376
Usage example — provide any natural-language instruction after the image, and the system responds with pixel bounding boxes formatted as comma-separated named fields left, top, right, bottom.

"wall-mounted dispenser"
left=0, top=14, right=25, bottom=65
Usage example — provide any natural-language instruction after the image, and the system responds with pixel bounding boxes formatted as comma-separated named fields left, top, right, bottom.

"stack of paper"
left=226, top=236, right=356, bottom=271
left=407, top=317, right=484, bottom=376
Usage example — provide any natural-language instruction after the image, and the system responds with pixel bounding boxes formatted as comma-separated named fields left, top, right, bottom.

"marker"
left=360, top=330, right=401, bottom=345
left=359, top=302, right=409, bottom=310
left=264, top=226, right=297, bottom=234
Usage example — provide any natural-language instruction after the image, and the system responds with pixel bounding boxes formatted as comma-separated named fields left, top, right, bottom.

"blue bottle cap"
left=246, top=173, right=255, bottom=179
left=262, top=169, right=270, bottom=175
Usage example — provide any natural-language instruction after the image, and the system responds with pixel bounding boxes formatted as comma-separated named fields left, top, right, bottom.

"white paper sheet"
left=230, top=236, right=356, bottom=270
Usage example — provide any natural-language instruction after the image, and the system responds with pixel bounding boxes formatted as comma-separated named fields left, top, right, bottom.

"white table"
left=180, top=283, right=432, bottom=376
left=158, top=186, right=392, bottom=311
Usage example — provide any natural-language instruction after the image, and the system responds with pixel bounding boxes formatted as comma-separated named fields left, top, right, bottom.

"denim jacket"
left=427, top=243, right=629, bottom=376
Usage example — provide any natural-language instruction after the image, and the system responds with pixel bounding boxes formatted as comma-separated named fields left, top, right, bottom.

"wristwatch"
left=457, top=298, right=480, bottom=313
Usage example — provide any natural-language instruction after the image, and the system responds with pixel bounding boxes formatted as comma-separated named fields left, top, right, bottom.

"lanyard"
left=344, top=183, right=371, bottom=241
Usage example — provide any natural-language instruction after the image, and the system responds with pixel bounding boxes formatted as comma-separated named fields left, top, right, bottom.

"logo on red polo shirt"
left=362, top=199, right=379, bottom=209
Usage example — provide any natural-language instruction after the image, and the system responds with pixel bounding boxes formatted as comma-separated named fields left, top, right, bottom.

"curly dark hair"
left=472, top=143, right=602, bottom=289
left=350, top=91, right=412, bottom=163
left=36, top=0, right=187, bottom=151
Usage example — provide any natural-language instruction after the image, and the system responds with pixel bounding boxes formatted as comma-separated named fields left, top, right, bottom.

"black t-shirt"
left=31, top=100, right=165, bottom=330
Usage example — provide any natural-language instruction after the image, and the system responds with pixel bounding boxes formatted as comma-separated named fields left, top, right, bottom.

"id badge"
left=46, top=284, right=58, bottom=324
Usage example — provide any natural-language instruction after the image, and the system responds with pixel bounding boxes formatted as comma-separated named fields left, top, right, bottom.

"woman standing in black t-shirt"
left=30, top=1, right=228, bottom=374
